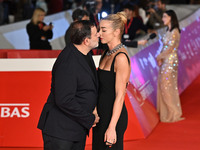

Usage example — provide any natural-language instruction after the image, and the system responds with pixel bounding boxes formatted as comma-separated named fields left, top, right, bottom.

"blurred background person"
left=26, top=7, right=53, bottom=50
left=36, top=0, right=48, bottom=13
left=156, top=10, right=184, bottom=122
left=190, top=0, right=200, bottom=4
left=145, top=0, right=165, bottom=30
left=22, top=0, right=35, bottom=20
left=2, top=0, right=16, bottom=24
left=0, top=0, right=4, bottom=25
left=138, top=0, right=150, bottom=25
left=64, top=8, right=89, bottom=46
left=156, top=0, right=167, bottom=21
left=123, top=3, right=148, bottom=41
left=46, top=0, right=63, bottom=15
left=83, top=0, right=103, bottom=28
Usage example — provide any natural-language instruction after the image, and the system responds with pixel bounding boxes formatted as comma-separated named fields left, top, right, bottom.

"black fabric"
left=38, top=43, right=98, bottom=141
left=92, top=52, right=129, bottom=150
left=26, top=22, right=53, bottom=50
left=122, top=17, right=147, bottom=41
left=83, top=53, right=96, bottom=77
left=122, top=40, right=138, bottom=48
left=43, top=133, right=86, bottom=150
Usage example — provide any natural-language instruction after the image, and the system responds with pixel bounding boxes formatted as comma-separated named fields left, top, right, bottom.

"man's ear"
left=83, top=37, right=90, bottom=46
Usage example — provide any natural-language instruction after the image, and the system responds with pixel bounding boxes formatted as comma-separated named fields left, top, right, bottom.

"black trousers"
left=42, top=133, right=86, bottom=150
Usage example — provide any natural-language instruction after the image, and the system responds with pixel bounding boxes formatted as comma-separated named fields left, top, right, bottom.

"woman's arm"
left=104, top=53, right=130, bottom=145
left=157, top=29, right=180, bottom=60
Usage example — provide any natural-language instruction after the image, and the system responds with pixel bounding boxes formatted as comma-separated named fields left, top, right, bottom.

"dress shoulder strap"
left=110, top=52, right=130, bottom=72
left=99, top=49, right=108, bottom=63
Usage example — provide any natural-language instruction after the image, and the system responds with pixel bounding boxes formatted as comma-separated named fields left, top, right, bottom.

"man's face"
left=156, top=1, right=162, bottom=10
left=123, top=9, right=133, bottom=19
left=96, top=0, right=103, bottom=13
left=156, top=1, right=165, bottom=10
left=88, top=26, right=100, bottom=49
left=82, top=15, right=89, bottom=21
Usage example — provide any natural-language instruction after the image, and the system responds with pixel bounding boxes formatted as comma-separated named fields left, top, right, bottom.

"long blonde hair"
left=31, top=8, right=45, bottom=25
left=102, top=11, right=127, bottom=38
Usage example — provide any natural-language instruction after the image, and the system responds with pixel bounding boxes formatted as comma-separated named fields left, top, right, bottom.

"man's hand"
left=138, top=40, right=148, bottom=46
left=93, top=114, right=100, bottom=127
left=92, top=107, right=100, bottom=127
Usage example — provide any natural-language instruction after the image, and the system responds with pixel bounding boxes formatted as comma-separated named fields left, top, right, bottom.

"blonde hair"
left=31, top=8, right=45, bottom=25
left=102, top=11, right=127, bottom=38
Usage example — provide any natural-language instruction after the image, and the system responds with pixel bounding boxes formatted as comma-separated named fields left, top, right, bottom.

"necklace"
left=106, top=43, right=125, bottom=56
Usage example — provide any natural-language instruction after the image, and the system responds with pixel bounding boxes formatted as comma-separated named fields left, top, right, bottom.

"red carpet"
left=85, top=75, right=200, bottom=150
left=0, top=76, right=199, bottom=150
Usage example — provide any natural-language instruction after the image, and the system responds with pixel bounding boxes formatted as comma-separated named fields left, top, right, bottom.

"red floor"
left=0, top=75, right=200, bottom=150
left=86, top=75, right=200, bottom=150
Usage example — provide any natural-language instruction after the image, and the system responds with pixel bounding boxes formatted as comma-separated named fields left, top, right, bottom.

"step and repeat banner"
left=0, top=9, right=200, bottom=147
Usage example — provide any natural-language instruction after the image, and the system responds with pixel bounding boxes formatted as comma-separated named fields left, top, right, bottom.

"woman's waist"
left=163, top=53, right=178, bottom=60
left=97, top=102, right=126, bottom=114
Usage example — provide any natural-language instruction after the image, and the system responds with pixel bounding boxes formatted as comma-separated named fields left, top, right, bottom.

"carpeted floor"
left=0, top=76, right=199, bottom=150
left=85, top=75, right=200, bottom=150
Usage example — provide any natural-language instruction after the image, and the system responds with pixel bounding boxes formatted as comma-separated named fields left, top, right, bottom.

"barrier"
left=0, top=49, right=103, bottom=58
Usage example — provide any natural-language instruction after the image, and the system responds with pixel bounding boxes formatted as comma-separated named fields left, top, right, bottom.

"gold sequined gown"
left=157, top=28, right=184, bottom=122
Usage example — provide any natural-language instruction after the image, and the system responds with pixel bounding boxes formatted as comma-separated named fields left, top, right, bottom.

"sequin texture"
left=157, top=29, right=184, bottom=122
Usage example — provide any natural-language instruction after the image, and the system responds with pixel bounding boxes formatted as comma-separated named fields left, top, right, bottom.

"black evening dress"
left=92, top=52, right=129, bottom=150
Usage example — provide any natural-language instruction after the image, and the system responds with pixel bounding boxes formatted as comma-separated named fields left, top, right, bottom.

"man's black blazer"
left=37, top=43, right=98, bottom=141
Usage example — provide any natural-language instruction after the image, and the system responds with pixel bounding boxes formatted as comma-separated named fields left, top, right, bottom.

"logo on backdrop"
left=0, top=103, right=30, bottom=118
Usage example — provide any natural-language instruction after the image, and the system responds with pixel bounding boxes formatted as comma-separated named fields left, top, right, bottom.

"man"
left=38, top=20, right=100, bottom=150
left=146, top=0, right=165, bottom=29
left=123, top=3, right=148, bottom=41
left=156, top=0, right=167, bottom=18
left=65, top=8, right=89, bottom=46
left=122, top=4, right=148, bottom=47
left=83, top=0, right=103, bottom=27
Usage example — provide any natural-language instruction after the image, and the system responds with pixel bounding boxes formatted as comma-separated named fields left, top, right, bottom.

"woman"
left=156, top=10, right=184, bottom=122
left=92, top=12, right=131, bottom=150
left=26, top=8, right=53, bottom=50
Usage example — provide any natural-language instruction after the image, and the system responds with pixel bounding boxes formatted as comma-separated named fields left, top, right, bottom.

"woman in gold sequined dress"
left=156, top=10, right=184, bottom=122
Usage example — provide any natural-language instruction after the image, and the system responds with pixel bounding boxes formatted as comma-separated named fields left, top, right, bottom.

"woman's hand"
left=156, top=54, right=162, bottom=62
left=43, top=25, right=52, bottom=31
left=156, top=55, right=163, bottom=67
left=104, top=127, right=117, bottom=147
left=157, top=60, right=162, bottom=67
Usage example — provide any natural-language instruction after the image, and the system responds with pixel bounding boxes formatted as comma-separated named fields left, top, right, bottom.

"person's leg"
left=42, top=133, right=73, bottom=150
left=72, top=136, right=86, bottom=150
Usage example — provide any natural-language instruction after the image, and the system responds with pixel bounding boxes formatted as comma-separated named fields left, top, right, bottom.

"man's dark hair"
left=157, top=0, right=168, bottom=5
left=72, top=8, right=89, bottom=21
left=82, top=0, right=97, bottom=14
left=123, top=3, right=134, bottom=11
left=70, top=20, right=95, bottom=45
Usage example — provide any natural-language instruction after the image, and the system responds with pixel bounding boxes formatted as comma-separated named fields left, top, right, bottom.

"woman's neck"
left=107, top=40, right=122, bottom=51
left=168, top=24, right=171, bottom=31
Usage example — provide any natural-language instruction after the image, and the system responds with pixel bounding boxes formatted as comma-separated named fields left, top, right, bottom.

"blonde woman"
left=92, top=12, right=131, bottom=150
left=26, top=8, right=53, bottom=50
